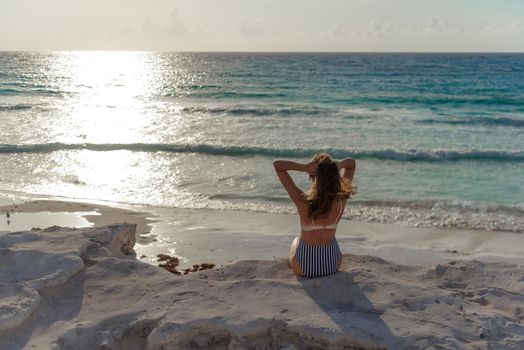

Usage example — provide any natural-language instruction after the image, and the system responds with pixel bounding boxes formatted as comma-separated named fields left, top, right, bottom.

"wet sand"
left=1, top=192, right=523, bottom=270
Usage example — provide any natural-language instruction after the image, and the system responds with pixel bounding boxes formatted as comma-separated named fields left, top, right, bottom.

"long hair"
left=304, top=153, right=355, bottom=220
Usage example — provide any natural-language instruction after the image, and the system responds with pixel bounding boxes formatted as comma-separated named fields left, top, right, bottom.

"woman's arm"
left=273, top=160, right=317, bottom=206
left=336, top=157, right=356, bottom=182
left=273, top=160, right=315, bottom=174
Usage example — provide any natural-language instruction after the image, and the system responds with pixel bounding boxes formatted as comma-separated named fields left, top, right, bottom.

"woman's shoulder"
left=296, top=196, right=310, bottom=213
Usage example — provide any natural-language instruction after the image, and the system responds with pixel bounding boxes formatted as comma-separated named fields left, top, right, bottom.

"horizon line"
left=1, top=50, right=524, bottom=54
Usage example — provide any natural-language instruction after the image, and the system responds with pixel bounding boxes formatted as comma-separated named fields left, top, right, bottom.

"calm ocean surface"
left=0, top=52, right=523, bottom=232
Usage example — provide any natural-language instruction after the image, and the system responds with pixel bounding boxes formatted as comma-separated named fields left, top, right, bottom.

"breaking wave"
left=0, top=143, right=522, bottom=162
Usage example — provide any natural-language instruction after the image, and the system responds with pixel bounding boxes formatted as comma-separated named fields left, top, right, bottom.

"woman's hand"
left=338, top=157, right=356, bottom=170
left=337, top=157, right=356, bottom=181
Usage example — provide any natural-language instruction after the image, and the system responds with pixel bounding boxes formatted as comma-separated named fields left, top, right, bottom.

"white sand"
left=1, top=223, right=523, bottom=349
left=1, top=192, right=524, bottom=348
left=2, top=192, right=523, bottom=269
left=135, top=206, right=524, bottom=268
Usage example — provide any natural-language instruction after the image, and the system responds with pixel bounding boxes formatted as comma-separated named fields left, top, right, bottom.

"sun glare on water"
left=49, top=51, right=161, bottom=144
left=32, top=51, right=188, bottom=202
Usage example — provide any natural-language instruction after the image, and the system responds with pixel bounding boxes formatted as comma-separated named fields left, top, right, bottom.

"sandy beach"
left=1, top=192, right=524, bottom=349
left=2, top=192, right=524, bottom=268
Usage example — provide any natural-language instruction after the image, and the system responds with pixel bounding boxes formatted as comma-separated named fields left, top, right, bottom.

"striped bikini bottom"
left=295, top=237, right=341, bottom=278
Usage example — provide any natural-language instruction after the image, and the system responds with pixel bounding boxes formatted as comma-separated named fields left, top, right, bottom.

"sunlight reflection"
left=12, top=52, right=215, bottom=207
left=52, top=150, right=164, bottom=203
left=24, top=150, right=198, bottom=207
left=48, top=51, right=164, bottom=143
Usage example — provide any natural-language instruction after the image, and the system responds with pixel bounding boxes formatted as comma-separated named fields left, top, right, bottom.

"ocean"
left=0, top=52, right=523, bottom=232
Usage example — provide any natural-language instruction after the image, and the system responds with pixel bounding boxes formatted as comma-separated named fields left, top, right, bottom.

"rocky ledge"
left=1, top=224, right=523, bottom=349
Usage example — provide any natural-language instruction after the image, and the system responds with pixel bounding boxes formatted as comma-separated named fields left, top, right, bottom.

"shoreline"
left=1, top=191, right=523, bottom=269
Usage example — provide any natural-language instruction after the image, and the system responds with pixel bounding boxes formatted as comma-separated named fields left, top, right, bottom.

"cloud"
left=412, top=15, right=444, bottom=36
left=140, top=8, right=190, bottom=37
left=456, top=26, right=467, bottom=35
left=330, top=20, right=396, bottom=38
left=358, top=20, right=392, bottom=37
left=332, top=24, right=349, bottom=37
left=482, top=21, right=524, bottom=34
left=238, top=18, right=266, bottom=38
left=141, top=19, right=160, bottom=35
left=506, top=21, right=524, bottom=34
left=427, top=15, right=443, bottom=33
left=333, top=15, right=523, bottom=41
left=332, top=15, right=524, bottom=42
left=166, top=9, right=189, bottom=36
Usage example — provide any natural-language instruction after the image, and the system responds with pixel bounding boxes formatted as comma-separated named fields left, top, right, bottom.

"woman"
left=273, top=154, right=356, bottom=278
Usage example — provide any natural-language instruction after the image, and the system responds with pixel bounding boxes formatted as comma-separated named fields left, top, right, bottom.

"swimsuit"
left=295, top=200, right=344, bottom=278
left=295, top=238, right=341, bottom=278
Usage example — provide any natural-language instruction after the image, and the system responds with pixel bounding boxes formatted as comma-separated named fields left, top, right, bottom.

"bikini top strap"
left=336, top=198, right=344, bottom=222
left=311, top=198, right=344, bottom=226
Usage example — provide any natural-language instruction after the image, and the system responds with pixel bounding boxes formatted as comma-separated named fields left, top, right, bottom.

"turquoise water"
left=0, top=52, right=523, bottom=231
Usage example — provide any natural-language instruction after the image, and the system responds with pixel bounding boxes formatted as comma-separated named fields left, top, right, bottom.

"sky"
left=1, top=0, right=523, bottom=52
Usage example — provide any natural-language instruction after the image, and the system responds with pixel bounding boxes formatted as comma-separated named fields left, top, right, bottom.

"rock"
left=0, top=223, right=136, bottom=336
left=0, top=283, right=41, bottom=332
left=1, top=224, right=523, bottom=349
left=83, top=224, right=136, bottom=258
